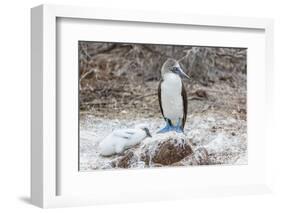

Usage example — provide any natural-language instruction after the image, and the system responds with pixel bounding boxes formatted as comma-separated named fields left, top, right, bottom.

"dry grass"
left=79, top=42, right=246, bottom=120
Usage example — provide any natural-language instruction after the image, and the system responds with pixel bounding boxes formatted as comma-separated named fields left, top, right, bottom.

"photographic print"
left=79, top=42, right=247, bottom=171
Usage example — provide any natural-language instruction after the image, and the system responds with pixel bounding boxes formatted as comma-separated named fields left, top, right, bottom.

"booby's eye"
left=171, top=67, right=177, bottom=72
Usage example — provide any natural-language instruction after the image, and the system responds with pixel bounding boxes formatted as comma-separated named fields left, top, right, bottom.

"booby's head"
left=134, top=124, right=152, bottom=137
left=142, top=127, right=152, bottom=137
left=161, top=58, right=190, bottom=79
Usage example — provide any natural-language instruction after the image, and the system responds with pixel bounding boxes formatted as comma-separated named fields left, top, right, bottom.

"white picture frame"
left=31, top=4, right=274, bottom=208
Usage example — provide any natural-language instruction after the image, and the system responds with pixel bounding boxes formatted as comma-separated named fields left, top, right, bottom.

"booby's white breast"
left=161, top=73, right=183, bottom=125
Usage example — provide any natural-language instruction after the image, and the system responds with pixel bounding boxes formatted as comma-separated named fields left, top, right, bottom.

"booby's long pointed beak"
left=175, top=67, right=190, bottom=79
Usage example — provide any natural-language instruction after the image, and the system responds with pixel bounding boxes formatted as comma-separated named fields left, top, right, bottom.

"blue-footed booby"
left=157, top=58, right=190, bottom=133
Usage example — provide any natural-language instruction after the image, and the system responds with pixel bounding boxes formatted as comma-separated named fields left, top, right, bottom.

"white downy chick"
left=99, top=127, right=152, bottom=156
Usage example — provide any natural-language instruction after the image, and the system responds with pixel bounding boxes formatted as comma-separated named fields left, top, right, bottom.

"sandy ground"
left=79, top=110, right=247, bottom=171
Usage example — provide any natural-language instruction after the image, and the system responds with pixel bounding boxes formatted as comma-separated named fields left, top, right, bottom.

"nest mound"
left=111, top=132, right=209, bottom=168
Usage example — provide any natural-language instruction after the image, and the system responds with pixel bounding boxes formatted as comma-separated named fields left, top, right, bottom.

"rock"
left=109, top=133, right=210, bottom=168
left=192, top=147, right=209, bottom=165
left=115, top=151, right=135, bottom=168
left=175, top=147, right=209, bottom=166
left=152, top=139, right=193, bottom=165
left=141, top=132, right=193, bottom=166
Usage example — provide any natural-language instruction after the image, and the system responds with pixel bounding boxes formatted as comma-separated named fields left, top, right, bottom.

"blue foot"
left=175, top=126, right=184, bottom=133
left=157, top=120, right=173, bottom=133
left=157, top=125, right=171, bottom=133
left=157, top=119, right=184, bottom=133
left=174, top=119, right=184, bottom=133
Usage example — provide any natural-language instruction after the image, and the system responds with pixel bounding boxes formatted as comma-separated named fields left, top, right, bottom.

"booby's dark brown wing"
left=158, top=79, right=164, bottom=118
left=181, top=81, right=188, bottom=129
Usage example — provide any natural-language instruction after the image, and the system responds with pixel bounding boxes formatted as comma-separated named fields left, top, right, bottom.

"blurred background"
left=79, top=42, right=247, bottom=120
